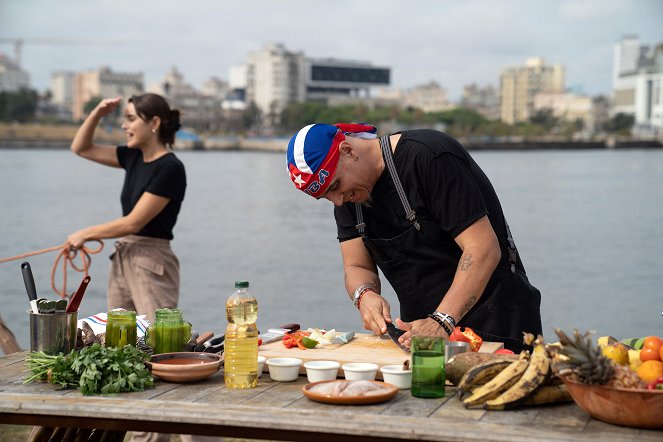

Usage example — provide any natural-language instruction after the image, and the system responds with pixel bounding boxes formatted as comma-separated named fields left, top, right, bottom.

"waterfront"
left=1, top=148, right=662, bottom=349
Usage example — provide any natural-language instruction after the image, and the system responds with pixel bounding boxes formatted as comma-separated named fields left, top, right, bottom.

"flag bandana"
left=286, top=123, right=377, bottom=198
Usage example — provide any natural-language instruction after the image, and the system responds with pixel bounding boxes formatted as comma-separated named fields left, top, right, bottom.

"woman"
left=66, top=93, right=186, bottom=323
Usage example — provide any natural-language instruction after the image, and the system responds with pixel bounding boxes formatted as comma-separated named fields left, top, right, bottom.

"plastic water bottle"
left=224, top=280, right=259, bottom=389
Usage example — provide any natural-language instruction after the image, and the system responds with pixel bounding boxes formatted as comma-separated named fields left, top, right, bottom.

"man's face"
left=320, top=152, right=373, bottom=206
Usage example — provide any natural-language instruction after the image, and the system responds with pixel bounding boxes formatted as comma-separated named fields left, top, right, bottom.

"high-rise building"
left=462, top=83, right=499, bottom=120
left=72, top=66, right=143, bottom=121
left=0, top=53, right=30, bottom=92
left=403, top=81, right=452, bottom=113
left=612, top=36, right=663, bottom=136
left=50, top=71, right=75, bottom=107
left=499, top=57, right=565, bottom=124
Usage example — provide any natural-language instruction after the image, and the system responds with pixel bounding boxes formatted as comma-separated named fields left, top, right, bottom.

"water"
left=1, top=148, right=662, bottom=350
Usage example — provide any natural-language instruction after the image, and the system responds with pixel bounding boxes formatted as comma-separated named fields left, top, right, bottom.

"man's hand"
left=395, top=317, right=449, bottom=348
left=358, top=292, right=391, bottom=335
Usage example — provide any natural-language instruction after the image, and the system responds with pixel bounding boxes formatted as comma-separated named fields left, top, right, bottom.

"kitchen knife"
left=21, top=262, right=39, bottom=314
left=386, top=323, right=410, bottom=353
left=66, top=275, right=91, bottom=313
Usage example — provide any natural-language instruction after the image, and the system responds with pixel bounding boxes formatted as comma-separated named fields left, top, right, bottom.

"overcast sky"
left=2, top=0, right=662, bottom=100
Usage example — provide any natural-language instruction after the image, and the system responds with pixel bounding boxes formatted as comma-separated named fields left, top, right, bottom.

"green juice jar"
left=145, top=308, right=192, bottom=354
left=106, top=310, right=137, bottom=348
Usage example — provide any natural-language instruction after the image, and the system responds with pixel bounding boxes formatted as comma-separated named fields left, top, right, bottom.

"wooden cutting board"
left=258, top=333, right=503, bottom=380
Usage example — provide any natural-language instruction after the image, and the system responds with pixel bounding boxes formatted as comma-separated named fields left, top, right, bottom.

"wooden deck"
left=0, top=351, right=661, bottom=441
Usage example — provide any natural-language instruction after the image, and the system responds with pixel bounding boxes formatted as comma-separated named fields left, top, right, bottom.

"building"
left=150, top=67, right=223, bottom=132
left=72, top=66, right=143, bottom=121
left=243, top=42, right=390, bottom=125
left=461, top=83, right=499, bottom=120
left=612, top=36, right=663, bottom=136
left=0, top=52, right=30, bottom=92
left=402, top=80, right=452, bottom=113
left=533, top=92, right=594, bottom=132
left=499, top=57, right=565, bottom=124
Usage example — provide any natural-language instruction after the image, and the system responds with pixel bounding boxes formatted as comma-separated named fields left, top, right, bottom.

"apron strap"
left=504, top=217, right=518, bottom=274
left=379, top=135, right=421, bottom=230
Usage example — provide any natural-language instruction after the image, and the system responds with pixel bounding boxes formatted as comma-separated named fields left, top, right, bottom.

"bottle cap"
left=234, top=280, right=249, bottom=288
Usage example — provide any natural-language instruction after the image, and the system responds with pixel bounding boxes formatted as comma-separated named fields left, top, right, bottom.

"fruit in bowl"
left=553, top=329, right=663, bottom=429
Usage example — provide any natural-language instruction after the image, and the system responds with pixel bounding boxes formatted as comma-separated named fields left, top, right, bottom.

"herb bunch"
left=25, top=343, right=154, bottom=395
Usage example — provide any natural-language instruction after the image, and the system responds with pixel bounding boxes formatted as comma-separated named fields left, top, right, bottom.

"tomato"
left=640, top=346, right=661, bottom=362
left=643, top=336, right=662, bottom=353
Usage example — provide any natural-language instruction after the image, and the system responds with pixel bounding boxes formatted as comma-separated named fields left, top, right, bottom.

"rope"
left=0, top=240, right=104, bottom=298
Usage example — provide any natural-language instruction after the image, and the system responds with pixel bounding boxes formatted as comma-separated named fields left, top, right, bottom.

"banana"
left=484, top=384, right=572, bottom=410
left=456, top=359, right=517, bottom=399
left=462, top=358, right=529, bottom=408
left=483, top=343, right=551, bottom=409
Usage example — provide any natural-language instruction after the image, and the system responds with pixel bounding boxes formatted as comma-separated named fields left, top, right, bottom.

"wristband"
left=427, top=312, right=455, bottom=336
left=353, top=283, right=378, bottom=309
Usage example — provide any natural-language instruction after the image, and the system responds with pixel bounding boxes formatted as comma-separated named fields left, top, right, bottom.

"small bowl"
left=562, top=376, right=663, bottom=429
left=342, top=362, right=379, bottom=381
left=257, top=355, right=266, bottom=378
left=266, top=357, right=302, bottom=382
left=148, top=352, right=221, bottom=383
left=304, top=360, right=341, bottom=383
left=380, top=365, right=412, bottom=389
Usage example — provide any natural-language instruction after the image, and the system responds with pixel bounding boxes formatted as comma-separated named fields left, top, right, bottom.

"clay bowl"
left=562, top=377, right=663, bottom=429
left=147, top=352, right=222, bottom=383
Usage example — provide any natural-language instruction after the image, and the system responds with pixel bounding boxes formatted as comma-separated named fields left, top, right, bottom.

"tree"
left=83, top=96, right=103, bottom=116
left=529, top=108, right=558, bottom=131
left=604, top=113, right=634, bottom=135
left=0, top=88, right=38, bottom=122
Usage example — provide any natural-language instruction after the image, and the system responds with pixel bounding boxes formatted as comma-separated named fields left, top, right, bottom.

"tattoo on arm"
left=458, top=253, right=473, bottom=271
left=460, top=296, right=478, bottom=318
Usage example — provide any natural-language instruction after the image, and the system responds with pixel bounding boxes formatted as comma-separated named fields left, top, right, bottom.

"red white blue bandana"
left=287, top=123, right=377, bottom=198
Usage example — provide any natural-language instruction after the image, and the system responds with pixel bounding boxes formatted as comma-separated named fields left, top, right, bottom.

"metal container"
left=28, top=310, right=78, bottom=354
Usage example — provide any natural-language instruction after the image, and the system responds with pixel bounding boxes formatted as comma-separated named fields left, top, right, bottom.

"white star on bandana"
left=293, top=174, right=305, bottom=188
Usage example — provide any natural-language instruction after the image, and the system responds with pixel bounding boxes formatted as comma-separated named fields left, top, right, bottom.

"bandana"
left=286, top=123, right=377, bottom=198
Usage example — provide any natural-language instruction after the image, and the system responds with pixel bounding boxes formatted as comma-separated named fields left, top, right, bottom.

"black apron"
left=354, top=136, right=542, bottom=353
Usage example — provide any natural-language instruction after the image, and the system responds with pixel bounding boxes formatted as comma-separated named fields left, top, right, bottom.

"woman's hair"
left=128, top=93, right=181, bottom=147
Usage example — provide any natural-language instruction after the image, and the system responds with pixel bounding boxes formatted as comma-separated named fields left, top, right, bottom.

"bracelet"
left=427, top=312, right=456, bottom=336
left=353, top=283, right=378, bottom=309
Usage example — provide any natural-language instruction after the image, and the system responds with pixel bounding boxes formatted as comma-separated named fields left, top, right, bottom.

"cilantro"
left=25, top=344, right=154, bottom=395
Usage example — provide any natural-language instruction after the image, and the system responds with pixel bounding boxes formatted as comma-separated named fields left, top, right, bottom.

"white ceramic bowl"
left=380, top=365, right=412, bottom=390
left=304, top=360, right=341, bottom=383
left=257, top=355, right=266, bottom=378
left=342, top=362, right=379, bottom=381
left=266, top=357, right=302, bottom=382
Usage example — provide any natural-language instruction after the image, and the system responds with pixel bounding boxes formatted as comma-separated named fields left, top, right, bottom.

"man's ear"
left=339, top=140, right=358, bottom=160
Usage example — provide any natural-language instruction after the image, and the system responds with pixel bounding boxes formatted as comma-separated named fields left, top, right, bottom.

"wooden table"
left=0, top=351, right=661, bottom=441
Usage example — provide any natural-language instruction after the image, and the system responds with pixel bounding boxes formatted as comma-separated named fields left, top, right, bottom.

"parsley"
left=25, top=343, right=154, bottom=395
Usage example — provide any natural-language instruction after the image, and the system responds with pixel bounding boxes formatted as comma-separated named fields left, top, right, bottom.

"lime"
left=302, top=337, right=318, bottom=349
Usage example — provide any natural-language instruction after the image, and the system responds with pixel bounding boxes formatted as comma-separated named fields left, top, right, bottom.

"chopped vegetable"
left=302, top=337, right=318, bottom=349
left=25, top=343, right=154, bottom=395
left=449, top=326, right=483, bottom=352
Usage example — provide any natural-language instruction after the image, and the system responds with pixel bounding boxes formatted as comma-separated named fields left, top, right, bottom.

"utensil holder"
left=29, top=310, right=78, bottom=354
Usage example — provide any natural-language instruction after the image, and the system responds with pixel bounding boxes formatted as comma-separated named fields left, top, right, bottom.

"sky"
left=1, top=0, right=662, bottom=101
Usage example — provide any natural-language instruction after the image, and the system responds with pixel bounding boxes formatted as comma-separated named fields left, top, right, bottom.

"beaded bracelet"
left=427, top=312, right=456, bottom=336
left=431, top=311, right=456, bottom=329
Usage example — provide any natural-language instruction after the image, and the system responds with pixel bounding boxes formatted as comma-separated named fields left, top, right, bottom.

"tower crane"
left=0, top=38, right=123, bottom=67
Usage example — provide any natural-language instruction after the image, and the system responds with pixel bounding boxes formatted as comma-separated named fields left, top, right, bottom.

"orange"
left=636, top=360, right=663, bottom=383
left=640, top=347, right=660, bottom=362
left=660, top=345, right=663, bottom=362
left=643, top=336, right=662, bottom=352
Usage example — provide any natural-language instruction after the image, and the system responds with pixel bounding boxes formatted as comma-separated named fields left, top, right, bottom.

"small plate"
left=147, top=352, right=222, bottom=383
left=302, top=379, right=398, bottom=405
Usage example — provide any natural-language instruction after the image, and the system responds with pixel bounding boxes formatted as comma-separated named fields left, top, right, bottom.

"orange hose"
left=0, top=241, right=104, bottom=298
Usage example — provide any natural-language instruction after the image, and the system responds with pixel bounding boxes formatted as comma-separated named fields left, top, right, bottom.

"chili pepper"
left=646, top=375, right=663, bottom=390
left=449, top=326, right=483, bottom=352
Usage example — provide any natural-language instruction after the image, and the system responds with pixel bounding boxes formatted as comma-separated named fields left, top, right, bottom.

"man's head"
left=286, top=123, right=376, bottom=199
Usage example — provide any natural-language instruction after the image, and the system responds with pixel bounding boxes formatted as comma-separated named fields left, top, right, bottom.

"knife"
left=385, top=323, right=410, bottom=353
left=21, top=262, right=39, bottom=314
left=66, top=275, right=91, bottom=313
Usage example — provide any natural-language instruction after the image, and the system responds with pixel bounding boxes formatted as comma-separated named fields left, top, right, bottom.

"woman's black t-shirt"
left=117, top=146, right=186, bottom=240
left=334, top=129, right=523, bottom=274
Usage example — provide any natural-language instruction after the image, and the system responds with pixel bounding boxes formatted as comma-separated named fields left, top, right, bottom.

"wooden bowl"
left=147, top=352, right=222, bottom=383
left=562, top=377, right=663, bottom=429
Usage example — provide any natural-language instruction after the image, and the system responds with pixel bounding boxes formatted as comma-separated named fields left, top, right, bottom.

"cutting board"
left=258, top=333, right=503, bottom=380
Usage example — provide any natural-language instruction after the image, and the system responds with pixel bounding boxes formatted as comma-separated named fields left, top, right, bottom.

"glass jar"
left=106, top=310, right=137, bottom=348
left=145, top=308, right=192, bottom=354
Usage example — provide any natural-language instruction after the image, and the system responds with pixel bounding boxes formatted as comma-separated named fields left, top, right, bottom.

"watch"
left=353, top=283, right=378, bottom=308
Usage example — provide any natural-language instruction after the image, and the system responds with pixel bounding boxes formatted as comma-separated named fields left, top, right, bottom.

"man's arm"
left=396, top=215, right=501, bottom=345
left=340, top=237, right=391, bottom=335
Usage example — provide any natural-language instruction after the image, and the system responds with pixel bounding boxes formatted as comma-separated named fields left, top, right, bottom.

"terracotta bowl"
left=562, top=377, right=663, bottom=429
left=147, top=352, right=222, bottom=383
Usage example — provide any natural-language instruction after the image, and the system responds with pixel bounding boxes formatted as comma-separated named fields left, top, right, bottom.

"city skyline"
left=2, top=0, right=662, bottom=100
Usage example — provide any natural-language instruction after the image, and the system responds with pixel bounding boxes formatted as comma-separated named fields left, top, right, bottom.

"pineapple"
left=553, top=328, right=645, bottom=389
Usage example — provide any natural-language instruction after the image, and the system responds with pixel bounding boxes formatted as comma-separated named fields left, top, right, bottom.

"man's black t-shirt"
left=334, top=129, right=522, bottom=274
left=117, top=146, right=186, bottom=240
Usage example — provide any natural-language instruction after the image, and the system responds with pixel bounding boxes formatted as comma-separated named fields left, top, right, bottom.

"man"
left=286, top=123, right=542, bottom=352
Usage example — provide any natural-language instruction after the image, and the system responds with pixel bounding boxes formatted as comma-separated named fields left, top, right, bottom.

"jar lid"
left=235, top=280, right=249, bottom=288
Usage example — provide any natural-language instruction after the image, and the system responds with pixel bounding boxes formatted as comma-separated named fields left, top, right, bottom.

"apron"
left=354, top=136, right=542, bottom=352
